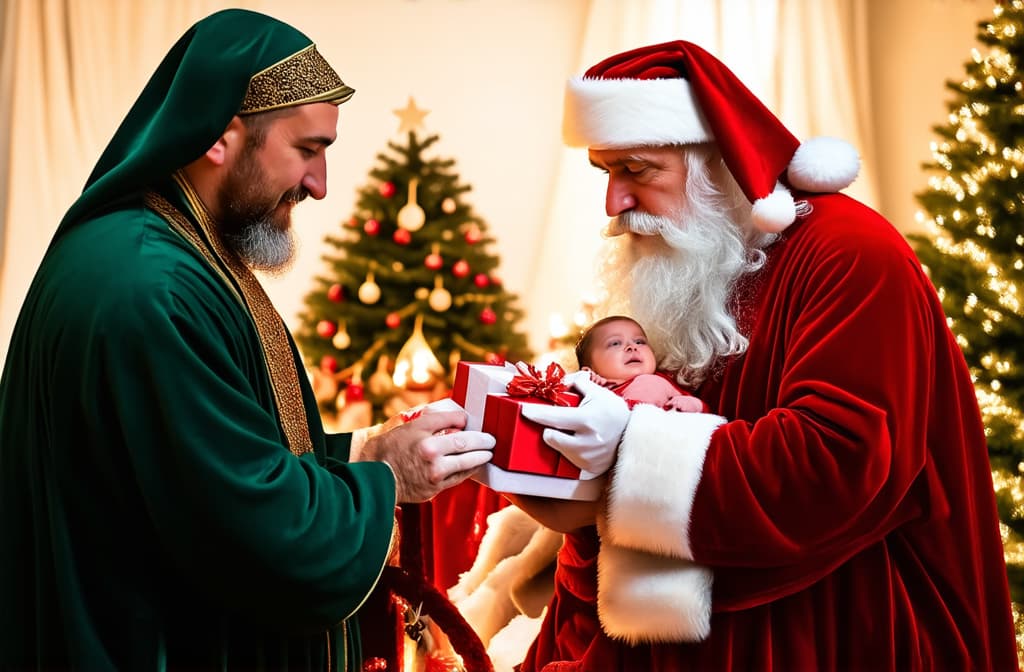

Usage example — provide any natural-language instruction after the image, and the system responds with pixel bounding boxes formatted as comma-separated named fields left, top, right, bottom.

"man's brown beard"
left=216, top=145, right=306, bottom=273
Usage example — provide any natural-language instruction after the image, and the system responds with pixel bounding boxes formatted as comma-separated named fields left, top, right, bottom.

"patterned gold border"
left=240, top=44, right=354, bottom=115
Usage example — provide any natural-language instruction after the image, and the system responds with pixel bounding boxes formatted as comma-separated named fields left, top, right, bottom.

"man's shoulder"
left=786, top=193, right=915, bottom=264
left=46, top=207, right=240, bottom=319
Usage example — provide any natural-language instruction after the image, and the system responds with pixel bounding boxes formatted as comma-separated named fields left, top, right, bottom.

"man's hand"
left=359, top=402, right=494, bottom=503
left=518, top=371, right=629, bottom=476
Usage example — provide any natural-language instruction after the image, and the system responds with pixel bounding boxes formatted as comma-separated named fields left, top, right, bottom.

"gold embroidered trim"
left=239, top=44, right=354, bottom=115
left=145, top=176, right=313, bottom=456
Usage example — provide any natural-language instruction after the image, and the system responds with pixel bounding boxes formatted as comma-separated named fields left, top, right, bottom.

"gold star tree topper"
left=393, top=97, right=430, bottom=134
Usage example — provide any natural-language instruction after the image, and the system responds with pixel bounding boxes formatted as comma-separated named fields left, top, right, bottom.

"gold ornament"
left=368, top=356, right=395, bottom=397
left=428, top=276, right=452, bottom=312
left=397, top=178, right=426, bottom=232
left=332, top=321, right=351, bottom=349
left=415, top=287, right=430, bottom=300
left=358, top=272, right=381, bottom=304
left=441, top=197, right=457, bottom=214
left=392, top=314, right=445, bottom=390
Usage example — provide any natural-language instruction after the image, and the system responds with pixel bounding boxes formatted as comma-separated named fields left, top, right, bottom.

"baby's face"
left=586, top=320, right=657, bottom=384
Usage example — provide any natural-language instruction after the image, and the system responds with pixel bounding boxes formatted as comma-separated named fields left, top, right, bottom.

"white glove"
left=518, top=371, right=630, bottom=476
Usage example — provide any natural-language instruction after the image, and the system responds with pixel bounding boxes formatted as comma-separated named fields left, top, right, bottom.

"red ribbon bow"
left=506, top=362, right=576, bottom=406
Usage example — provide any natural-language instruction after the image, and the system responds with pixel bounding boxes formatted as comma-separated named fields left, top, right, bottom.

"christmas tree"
left=296, top=98, right=532, bottom=427
left=907, top=0, right=1024, bottom=649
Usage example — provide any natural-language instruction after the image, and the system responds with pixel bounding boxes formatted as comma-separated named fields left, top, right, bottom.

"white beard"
left=596, top=148, right=775, bottom=387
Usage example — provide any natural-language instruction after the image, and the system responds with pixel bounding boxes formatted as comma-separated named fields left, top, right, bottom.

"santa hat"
left=563, top=40, right=860, bottom=233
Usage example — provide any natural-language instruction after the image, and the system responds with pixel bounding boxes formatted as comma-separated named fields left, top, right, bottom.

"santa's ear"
left=204, top=115, right=246, bottom=166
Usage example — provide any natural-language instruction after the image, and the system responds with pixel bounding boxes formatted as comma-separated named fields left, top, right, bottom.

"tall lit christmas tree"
left=908, top=0, right=1024, bottom=649
left=296, top=98, right=531, bottom=427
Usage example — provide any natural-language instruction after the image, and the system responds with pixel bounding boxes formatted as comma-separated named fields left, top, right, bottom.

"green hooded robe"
left=0, top=9, right=395, bottom=671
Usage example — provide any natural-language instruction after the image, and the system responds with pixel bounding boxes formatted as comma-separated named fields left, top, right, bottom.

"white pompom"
left=751, top=184, right=796, bottom=233
left=787, top=136, right=860, bottom=193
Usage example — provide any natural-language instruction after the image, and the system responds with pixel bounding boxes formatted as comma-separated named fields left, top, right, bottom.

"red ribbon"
left=506, top=361, right=576, bottom=406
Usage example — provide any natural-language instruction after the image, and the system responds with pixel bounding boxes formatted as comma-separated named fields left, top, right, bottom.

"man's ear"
left=204, top=115, right=246, bottom=166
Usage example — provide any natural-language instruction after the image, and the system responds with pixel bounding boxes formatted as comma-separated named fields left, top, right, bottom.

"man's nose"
left=605, top=178, right=636, bottom=216
left=302, top=157, right=328, bottom=200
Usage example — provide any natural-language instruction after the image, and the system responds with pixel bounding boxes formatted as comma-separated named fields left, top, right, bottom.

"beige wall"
left=867, top=0, right=996, bottom=233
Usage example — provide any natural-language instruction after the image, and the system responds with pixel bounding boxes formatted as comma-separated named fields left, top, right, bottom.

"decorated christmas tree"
left=907, top=0, right=1024, bottom=649
left=296, top=98, right=532, bottom=428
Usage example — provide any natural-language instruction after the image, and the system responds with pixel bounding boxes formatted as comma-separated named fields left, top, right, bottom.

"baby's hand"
left=583, top=367, right=612, bottom=388
left=664, top=395, right=705, bottom=413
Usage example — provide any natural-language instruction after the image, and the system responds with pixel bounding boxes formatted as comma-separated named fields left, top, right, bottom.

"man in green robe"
left=0, top=9, right=494, bottom=671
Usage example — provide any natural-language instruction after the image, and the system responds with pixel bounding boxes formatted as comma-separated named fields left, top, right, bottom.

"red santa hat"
left=563, top=40, right=860, bottom=233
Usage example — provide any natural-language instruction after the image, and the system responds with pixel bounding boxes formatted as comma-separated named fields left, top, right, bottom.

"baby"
left=575, top=315, right=705, bottom=412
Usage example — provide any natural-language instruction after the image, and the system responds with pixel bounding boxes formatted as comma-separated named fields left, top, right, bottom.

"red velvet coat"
left=518, top=194, right=1017, bottom=671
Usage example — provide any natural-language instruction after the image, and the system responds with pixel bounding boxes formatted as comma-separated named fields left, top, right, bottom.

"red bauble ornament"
left=385, top=312, right=401, bottom=328
left=320, top=355, right=338, bottom=372
left=363, top=218, right=380, bottom=236
left=346, top=216, right=359, bottom=228
left=344, top=382, right=365, bottom=402
left=379, top=181, right=396, bottom=198
left=479, top=307, right=497, bottom=325
left=316, top=319, right=337, bottom=338
left=425, top=252, right=443, bottom=270
left=452, top=260, right=470, bottom=278
left=473, top=273, right=489, bottom=288
left=393, top=228, right=411, bottom=245
left=464, top=225, right=482, bottom=244
left=327, top=283, right=344, bottom=302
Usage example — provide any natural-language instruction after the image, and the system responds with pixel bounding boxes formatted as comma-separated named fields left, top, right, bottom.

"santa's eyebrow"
left=590, top=154, right=653, bottom=169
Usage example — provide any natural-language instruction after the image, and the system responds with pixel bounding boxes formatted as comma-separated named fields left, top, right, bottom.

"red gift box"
left=482, top=394, right=581, bottom=478
left=451, top=361, right=517, bottom=431
left=452, top=360, right=607, bottom=500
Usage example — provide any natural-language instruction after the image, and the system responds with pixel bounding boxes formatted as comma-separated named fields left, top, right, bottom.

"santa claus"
left=506, top=40, right=1017, bottom=671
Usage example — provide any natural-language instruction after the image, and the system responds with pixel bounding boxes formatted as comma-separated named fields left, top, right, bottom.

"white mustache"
left=608, top=210, right=670, bottom=236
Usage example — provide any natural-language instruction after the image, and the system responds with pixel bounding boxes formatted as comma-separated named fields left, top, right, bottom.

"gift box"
left=452, top=361, right=606, bottom=501
left=482, top=394, right=582, bottom=478
left=450, top=360, right=518, bottom=432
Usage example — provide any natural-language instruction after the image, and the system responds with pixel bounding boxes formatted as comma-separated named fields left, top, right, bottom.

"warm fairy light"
left=548, top=313, right=570, bottom=340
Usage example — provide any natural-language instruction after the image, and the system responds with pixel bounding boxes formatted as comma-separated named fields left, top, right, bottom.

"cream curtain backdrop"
left=519, top=0, right=881, bottom=350
left=0, top=0, right=246, bottom=363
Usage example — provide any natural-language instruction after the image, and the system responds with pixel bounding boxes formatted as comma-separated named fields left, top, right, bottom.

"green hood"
left=55, top=8, right=354, bottom=238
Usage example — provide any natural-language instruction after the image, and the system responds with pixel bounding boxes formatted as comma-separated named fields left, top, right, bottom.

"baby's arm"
left=620, top=374, right=706, bottom=412
left=665, top=394, right=705, bottom=413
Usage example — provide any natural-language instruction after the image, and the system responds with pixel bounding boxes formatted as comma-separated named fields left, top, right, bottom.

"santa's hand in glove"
left=518, top=371, right=630, bottom=476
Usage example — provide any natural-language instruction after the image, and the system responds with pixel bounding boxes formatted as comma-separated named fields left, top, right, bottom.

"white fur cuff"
left=606, top=405, right=725, bottom=558
left=597, top=542, right=712, bottom=643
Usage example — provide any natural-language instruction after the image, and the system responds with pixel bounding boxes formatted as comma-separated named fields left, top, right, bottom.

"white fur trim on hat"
left=597, top=543, right=713, bottom=643
left=787, top=136, right=860, bottom=193
left=751, top=181, right=797, bottom=234
left=605, top=404, right=725, bottom=558
left=563, top=76, right=713, bottom=149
